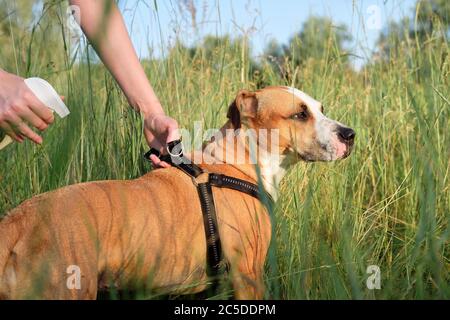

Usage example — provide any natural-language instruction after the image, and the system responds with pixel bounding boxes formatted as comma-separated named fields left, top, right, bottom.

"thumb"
left=144, top=127, right=163, bottom=151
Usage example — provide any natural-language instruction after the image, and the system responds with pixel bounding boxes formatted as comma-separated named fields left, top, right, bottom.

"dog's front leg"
left=230, top=264, right=265, bottom=300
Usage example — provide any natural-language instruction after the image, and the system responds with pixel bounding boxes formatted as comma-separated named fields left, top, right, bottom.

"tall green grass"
left=0, top=1, right=448, bottom=299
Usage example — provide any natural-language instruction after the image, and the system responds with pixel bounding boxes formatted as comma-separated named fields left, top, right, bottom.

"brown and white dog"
left=0, top=86, right=354, bottom=300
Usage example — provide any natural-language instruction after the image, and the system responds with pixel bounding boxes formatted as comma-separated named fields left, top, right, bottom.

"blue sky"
left=118, top=0, right=417, bottom=69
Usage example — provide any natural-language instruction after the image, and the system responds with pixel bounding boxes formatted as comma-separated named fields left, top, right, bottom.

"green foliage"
left=0, top=0, right=72, bottom=77
left=376, top=0, right=449, bottom=62
left=262, top=16, right=352, bottom=80
left=286, top=16, right=352, bottom=66
left=166, top=35, right=259, bottom=86
left=415, top=0, right=450, bottom=37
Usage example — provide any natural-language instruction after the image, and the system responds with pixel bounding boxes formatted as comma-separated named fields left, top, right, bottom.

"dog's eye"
left=291, top=111, right=308, bottom=121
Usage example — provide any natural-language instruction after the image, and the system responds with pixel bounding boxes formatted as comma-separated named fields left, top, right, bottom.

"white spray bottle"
left=0, top=77, right=70, bottom=151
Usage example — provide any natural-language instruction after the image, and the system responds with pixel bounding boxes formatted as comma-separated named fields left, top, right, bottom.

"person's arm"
left=70, top=0, right=179, bottom=167
left=69, top=0, right=158, bottom=116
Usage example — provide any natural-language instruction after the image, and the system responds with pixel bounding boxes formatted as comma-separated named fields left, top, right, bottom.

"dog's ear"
left=227, top=90, right=258, bottom=129
left=227, top=100, right=241, bottom=129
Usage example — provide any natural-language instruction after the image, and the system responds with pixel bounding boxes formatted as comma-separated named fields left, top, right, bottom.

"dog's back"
left=0, top=184, right=116, bottom=299
left=0, top=168, right=210, bottom=299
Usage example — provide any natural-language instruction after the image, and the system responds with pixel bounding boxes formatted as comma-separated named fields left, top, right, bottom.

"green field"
left=0, top=1, right=449, bottom=299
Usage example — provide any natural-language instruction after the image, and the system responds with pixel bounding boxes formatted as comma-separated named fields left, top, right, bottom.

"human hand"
left=143, top=113, right=180, bottom=168
left=0, top=70, right=55, bottom=144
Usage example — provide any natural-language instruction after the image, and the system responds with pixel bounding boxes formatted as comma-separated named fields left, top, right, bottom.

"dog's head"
left=227, top=86, right=355, bottom=162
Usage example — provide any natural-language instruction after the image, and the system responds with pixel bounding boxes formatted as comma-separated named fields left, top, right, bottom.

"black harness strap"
left=144, top=141, right=272, bottom=296
left=197, top=180, right=225, bottom=277
left=209, top=174, right=262, bottom=199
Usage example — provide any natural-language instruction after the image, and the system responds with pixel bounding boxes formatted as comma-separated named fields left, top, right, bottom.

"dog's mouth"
left=297, top=152, right=315, bottom=162
left=341, top=142, right=354, bottom=159
left=331, top=134, right=355, bottom=160
left=290, top=136, right=355, bottom=162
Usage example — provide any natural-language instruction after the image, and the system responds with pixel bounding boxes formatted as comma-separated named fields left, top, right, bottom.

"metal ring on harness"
left=167, top=140, right=184, bottom=157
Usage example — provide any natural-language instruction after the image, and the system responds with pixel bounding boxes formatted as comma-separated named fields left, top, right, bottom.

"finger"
left=19, top=107, right=49, bottom=131
left=26, top=92, right=55, bottom=124
left=60, top=96, right=65, bottom=101
left=149, top=142, right=165, bottom=155
left=150, top=154, right=171, bottom=168
left=150, top=154, right=162, bottom=168
left=144, top=131, right=165, bottom=154
left=8, top=118, right=43, bottom=144
left=159, top=161, right=171, bottom=168
left=16, top=122, right=43, bottom=144
left=150, top=154, right=161, bottom=165
left=0, top=123, right=24, bottom=143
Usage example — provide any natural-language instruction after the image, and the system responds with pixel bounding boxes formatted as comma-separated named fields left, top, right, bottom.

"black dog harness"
left=144, top=140, right=272, bottom=295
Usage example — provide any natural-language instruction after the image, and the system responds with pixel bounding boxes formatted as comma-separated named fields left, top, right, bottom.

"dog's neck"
left=202, top=122, right=295, bottom=200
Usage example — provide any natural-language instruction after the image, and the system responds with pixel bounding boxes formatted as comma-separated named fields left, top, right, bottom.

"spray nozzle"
left=24, top=78, right=70, bottom=118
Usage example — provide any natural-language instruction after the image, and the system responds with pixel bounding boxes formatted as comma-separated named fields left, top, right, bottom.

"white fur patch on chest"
left=258, top=151, right=288, bottom=201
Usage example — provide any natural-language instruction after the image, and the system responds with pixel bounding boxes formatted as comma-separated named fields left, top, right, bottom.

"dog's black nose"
left=338, top=127, right=356, bottom=142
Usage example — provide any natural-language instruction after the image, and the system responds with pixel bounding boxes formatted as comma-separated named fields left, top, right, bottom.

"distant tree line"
left=168, top=0, right=449, bottom=80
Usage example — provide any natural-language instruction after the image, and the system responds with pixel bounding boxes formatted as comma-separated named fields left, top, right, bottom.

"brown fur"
left=0, top=165, right=270, bottom=299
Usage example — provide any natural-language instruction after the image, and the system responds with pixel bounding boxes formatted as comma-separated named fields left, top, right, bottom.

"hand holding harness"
left=144, top=140, right=273, bottom=295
